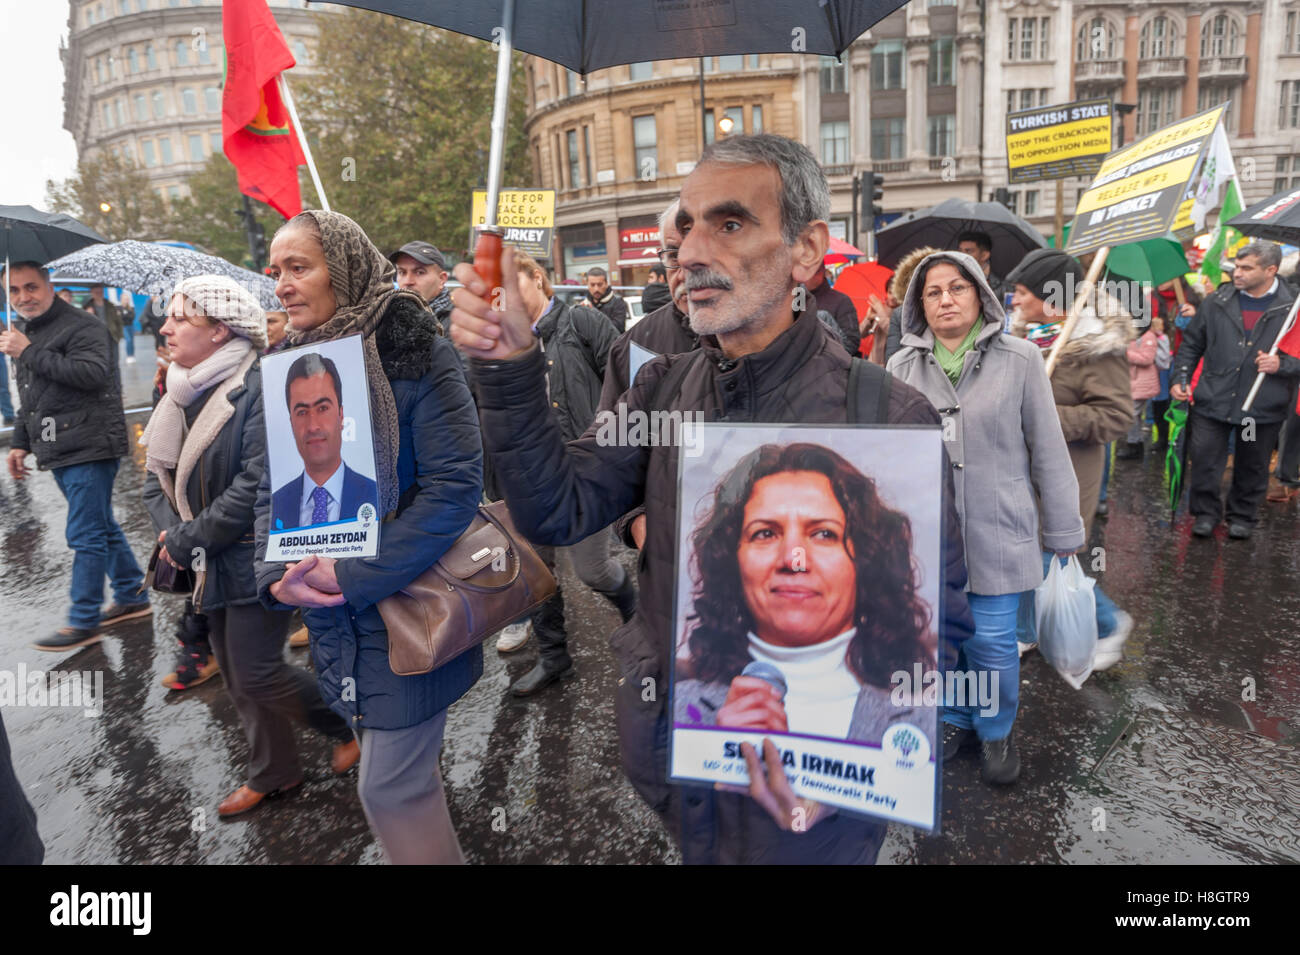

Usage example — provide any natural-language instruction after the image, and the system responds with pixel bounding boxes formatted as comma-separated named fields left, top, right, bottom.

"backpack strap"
left=848, top=357, right=893, bottom=424
left=649, top=349, right=705, bottom=410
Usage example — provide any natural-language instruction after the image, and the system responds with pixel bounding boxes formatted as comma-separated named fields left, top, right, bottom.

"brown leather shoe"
left=331, top=738, right=360, bottom=774
left=217, top=779, right=302, bottom=818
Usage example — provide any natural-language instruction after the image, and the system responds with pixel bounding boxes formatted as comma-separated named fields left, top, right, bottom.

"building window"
left=142, top=140, right=157, bottom=166
left=1006, top=88, right=1049, bottom=115
left=929, top=37, right=954, bottom=86
left=704, top=108, right=715, bottom=145
left=138, top=0, right=147, bottom=11
left=721, top=106, right=742, bottom=136
left=1280, top=80, right=1300, bottom=129
left=1009, top=17, right=1051, bottom=61
left=188, top=133, right=204, bottom=162
left=1025, top=189, right=1039, bottom=215
left=133, top=93, right=147, bottom=121
left=566, top=128, right=581, bottom=187
left=145, top=44, right=156, bottom=69
left=629, top=61, right=652, bottom=81
left=1201, top=14, right=1242, bottom=58
left=927, top=114, right=955, bottom=156
left=182, top=88, right=197, bottom=114
left=102, top=103, right=113, bottom=130
left=717, top=55, right=744, bottom=71
left=747, top=54, right=759, bottom=69
left=820, top=55, right=847, bottom=93
left=1199, top=85, right=1238, bottom=133
left=115, top=99, right=124, bottom=126
left=872, top=40, right=905, bottom=90
left=820, top=121, right=850, bottom=164
left=127, top=48, right=139, bottom=73
left=168, top=186, right=181, bottom=202
left=152, top=90, right=165, bottom=118
left=633, top=114, right=657, bottom=179
left=752, top=104, right=763, bottom=132
left=95, top=58, right=104, bottom=83
left=204, top=87, right=220, bottom=112
left=291, top=40, right=307, bottom=65
left=1139, top=16, right=1176, bottom=59
left=1287, top=12, right=1300, bottom=54
left=159, top=137, right=173, bottom=164
left=1275, top=156, right=1300, bottom=192
left=871, top=117, right=905, bottom=159
left=1076, top=16, right=1117, bottom=60
left=175, top=40, right=189, bottom=66
left=1138, top=86, right=1177, bottom=135
left=210, top=131, right=222, bottom=154
left=565, top=69, right=579, bottom=97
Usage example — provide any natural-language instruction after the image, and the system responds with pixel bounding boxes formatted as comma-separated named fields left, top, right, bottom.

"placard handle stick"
left=1242, top=295, right=1300, bottom=413
left=1045, top=245, right=1110, bottom=379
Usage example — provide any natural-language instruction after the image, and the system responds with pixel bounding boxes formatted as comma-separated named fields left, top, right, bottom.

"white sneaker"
left=1093, top=610, right=1133, bottom=671
left=495, top=622, right=531, bottom=653
left=1017, top=641, right=1035, bottom=657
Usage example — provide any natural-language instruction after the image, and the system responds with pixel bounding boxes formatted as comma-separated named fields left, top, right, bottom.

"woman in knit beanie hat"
left=141, top=274, right=356, bottom=817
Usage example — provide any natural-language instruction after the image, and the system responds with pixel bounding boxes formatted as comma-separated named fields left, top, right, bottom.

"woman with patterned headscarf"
left=142, top=275, right=357, bottom=818
left=253, top=211, right=483, bottom=864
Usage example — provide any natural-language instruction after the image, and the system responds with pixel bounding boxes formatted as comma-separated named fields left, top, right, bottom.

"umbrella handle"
left=473, top=228, right=503, bottom=306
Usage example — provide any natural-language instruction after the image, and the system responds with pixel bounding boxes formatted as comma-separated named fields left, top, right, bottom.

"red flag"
left=222, top=0, right=307, bottom=218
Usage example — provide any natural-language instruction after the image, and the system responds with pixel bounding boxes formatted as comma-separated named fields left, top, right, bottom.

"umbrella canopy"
left=1105, top=236, right=1189, bottom=287
left=45, top=240, right=282, bottom=312
left=328, top=1, right=909, bottom=73
left=875, top=198, right=1047, bottom=278
left=1227, top=186, right=1300, bottom=244
left=0, top=205, right=106, bottom=264
left=831, top=261, right=893, bottom=318
left=824, top=235, right=863, bottom=265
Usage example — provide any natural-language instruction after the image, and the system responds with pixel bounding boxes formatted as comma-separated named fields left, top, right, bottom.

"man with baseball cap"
left=391, top=241, right=452, bottom=328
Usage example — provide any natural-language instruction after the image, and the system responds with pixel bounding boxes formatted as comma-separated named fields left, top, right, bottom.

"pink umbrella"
left=824, top=235, right=864, bottom=265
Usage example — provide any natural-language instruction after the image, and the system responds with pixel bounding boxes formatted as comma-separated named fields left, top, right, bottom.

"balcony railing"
left=822, top=163, right=853, bottom=177
left=1075, top=58, right=1124, bottom=83
left=872, top=159, right=909, bottom=173
left=1137, top=56, right=1186, bottom=81
left=1199, top=55, right=1246, bottom=78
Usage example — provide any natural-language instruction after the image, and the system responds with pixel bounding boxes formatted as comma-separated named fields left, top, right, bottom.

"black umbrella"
left=330, top=1, right=908, bottom=281
left=1, top=205, right=107, bottom=327
left=1227, top=186, right=1300, bottom=244
left=875, top=198, right=1048, bottom=279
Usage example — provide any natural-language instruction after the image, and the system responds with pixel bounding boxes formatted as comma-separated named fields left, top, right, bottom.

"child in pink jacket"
left=1119, top=321, right=1161, bottom=458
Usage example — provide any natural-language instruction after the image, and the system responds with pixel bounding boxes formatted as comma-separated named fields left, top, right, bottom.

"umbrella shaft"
left=485, top=0, right=516, bottom=230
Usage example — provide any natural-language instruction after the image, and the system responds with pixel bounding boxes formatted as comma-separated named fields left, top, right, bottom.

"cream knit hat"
left=173, top=274, right=268, bottom=350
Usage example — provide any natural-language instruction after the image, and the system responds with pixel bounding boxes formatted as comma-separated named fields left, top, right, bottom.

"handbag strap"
left=431, top=505, right=526, bottom=595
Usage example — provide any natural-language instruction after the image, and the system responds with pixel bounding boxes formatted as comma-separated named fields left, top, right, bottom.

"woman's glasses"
left=922, top=281, right=974, bottom=305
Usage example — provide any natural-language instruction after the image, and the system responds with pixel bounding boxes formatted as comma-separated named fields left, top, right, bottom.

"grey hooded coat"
left=886, top=251, right=1084, bottom=595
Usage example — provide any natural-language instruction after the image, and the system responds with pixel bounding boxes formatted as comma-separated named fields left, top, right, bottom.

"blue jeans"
left=122, top=321, right=135, bottom=358
left=51, top=459, right=146, bottom=629
left=1017, top=551, right=1119, bottom=646
left=942, top=591, right=1023, bottom=741
left=1098, top=442, right=1112, bottom=502
left=0, top=355, right=13, bottom=420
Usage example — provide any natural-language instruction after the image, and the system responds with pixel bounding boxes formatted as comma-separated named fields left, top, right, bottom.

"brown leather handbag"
left=379, top=501, right=557, bottom=676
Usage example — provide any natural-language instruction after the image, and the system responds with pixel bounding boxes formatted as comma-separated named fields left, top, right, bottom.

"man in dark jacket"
left=583, top=266, right=629, bottom=332
left=451, top=134, right=973, bottom=864
left=1173, top=241, right=1300, bottom=539
left=504, top=251, right=638, bottom=696
left=641, top=263, right=673, bottom=314
left=807, top=264, right=861, bottom=356
left=2, top=263, right=148, bottom=650
left=391, top=240, right=452, bottom=328
left=81, top=284, right=125, bottom=351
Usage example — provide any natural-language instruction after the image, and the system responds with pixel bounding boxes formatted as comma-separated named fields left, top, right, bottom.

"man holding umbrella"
left=1, top=262, right=149, bottom=650
left=1173, top=241, right=1300, bottom=539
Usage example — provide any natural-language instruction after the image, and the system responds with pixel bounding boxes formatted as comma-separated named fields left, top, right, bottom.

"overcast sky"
left=0, top=3, right=80, bottom=208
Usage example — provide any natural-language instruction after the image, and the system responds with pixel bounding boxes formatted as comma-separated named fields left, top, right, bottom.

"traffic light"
left=252, top=221, right=267, bottom=269
left=870, top=172, right=884, bottom=218
left=993, top=187, right=1012, bottom=210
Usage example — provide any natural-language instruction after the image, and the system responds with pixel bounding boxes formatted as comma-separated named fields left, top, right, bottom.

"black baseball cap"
left=391, top=241, right=447, bottom=270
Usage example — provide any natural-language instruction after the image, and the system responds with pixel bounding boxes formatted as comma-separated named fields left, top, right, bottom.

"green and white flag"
left=1195, top=123, right=1245, bottom=285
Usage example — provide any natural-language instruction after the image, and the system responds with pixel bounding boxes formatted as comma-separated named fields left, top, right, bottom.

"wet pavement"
left=2, top=336, right=1298, bottom=864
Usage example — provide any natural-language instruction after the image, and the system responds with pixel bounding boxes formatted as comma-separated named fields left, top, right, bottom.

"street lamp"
left=718, top=115, right=735, bottom=136
left=99, top=202, right=112, bottom=214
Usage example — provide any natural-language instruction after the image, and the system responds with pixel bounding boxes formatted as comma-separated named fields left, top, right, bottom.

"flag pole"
left=1242, top=296, right=1300, bottom=413
left=278, top=74, right=330, bottom=213
left=1045, top=246, right=1111, bottom=378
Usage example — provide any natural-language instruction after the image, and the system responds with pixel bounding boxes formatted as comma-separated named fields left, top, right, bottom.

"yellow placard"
left=471, top=190, right=555, bottom=229
left=1006, top=116, right=1112, bottom=168
left=1075, top=156, right=1200, bottom=216
left=1094, top=107, right=1224, bottom=179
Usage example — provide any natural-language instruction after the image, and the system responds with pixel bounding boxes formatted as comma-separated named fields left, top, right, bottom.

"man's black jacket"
left=11, top=297, right=127, bottom=469
left=1173, top=279, right=1300, bottom=424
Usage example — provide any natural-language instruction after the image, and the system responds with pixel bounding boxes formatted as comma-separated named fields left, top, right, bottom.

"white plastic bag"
left=1034, top=555, right=1098, bottom=689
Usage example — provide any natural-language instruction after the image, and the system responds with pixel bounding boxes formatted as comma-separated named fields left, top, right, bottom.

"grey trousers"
left=1126, top=398, right=1149, bottom=443
left=357, top=708, right=464, bottom=865
left=207, top=603, right=352, bottom=794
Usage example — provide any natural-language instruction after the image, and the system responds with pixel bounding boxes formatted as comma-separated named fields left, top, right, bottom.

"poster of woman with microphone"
left=669, top=425, right=943, bottom=829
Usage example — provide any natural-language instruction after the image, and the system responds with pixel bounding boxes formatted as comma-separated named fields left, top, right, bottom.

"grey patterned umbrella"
left=44, top=240, right=282, bottom=311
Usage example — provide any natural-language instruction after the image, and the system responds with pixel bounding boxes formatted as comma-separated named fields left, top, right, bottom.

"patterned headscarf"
left=284, top=210, right=424, bottom=518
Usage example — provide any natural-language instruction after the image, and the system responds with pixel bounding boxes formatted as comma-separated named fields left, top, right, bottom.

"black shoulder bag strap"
left=848, top=357, right=893, bottom=424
